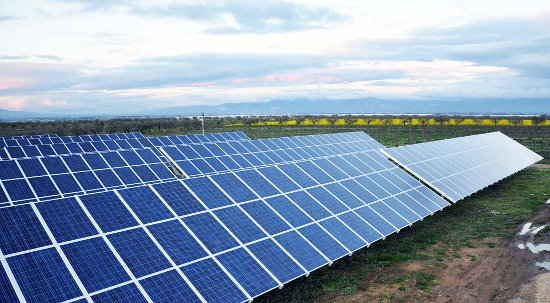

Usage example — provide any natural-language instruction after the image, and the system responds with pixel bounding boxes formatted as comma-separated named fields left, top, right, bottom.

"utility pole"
left=201, top=112, right=205, bottom=134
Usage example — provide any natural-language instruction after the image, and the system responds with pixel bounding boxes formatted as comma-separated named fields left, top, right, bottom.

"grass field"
left=255, top=167, right=550, bottom=302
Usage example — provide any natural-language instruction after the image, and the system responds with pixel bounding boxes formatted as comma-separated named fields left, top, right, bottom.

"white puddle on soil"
left=526, top=243, right=550, bottom=254
left=536, top=262, right=550, bottom=270
left=516, top=222, right=550, bottom=270
left=519, top=223, right=547, bottom=235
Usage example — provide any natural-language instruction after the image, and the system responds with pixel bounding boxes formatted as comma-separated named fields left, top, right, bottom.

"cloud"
left=350, top=16, right=550, bottom=79
left=0, top=62, right=81, bottom=94
left=0, top=15, right=17, bottom=22
left=51, top=0, right=346, bottom=33
left=131, top=0, right=346, bottom=34
left=36, top=55, right=63, bottom=61
left=0, top=55, right=28, bottom=60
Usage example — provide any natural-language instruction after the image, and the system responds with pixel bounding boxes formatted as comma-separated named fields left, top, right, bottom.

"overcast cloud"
left=0, top=0, right=549, bottom=114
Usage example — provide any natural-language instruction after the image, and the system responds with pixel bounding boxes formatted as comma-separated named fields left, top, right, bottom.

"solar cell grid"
left=0, top=131, right=468, bottom=303
left=383, top=131, right=543, bottom=202
left=0, top=148, right=176, bottom=207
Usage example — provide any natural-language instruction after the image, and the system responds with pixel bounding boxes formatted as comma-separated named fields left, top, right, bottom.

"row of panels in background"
left=0, top=146, right=449, bottom=303
left=0, top=132, right=249, bottom=160
left=163, top=132, right=383, bottom=178
left=0, top=132, right=381, bottom=207
left=383, top=132, right=543, bottom=202
left=2, top=131, right=374, bottom=161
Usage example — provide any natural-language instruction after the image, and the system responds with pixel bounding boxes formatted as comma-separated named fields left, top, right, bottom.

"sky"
left=0, top=0, right=549, bottom=115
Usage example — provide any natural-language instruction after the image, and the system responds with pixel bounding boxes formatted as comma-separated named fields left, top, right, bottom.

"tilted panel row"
left=162, top=131, right=384, bottom=178
left=382, top=131, right=543, bottom=202
left=2, top=131, right=250, bottom=160
left=0, top=134, right=58, bottom=141
left=145, top=131, right=250, bottom=147
left=0, top=148, right=176, bottom=207
left=0, top=133, right=143, bottom=146
left=0, top=148, right=448, bottom=303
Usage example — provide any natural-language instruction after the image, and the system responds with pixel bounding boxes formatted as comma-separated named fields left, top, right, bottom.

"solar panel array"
left=161, top=132, right=384, bottom=178
left=0, top=130, right=541, bottom=303
left=382, top=131, right=543, bottom=202
left=0, top=148, right=448, bottom=303
left=2, top=132, right=249, bottom=160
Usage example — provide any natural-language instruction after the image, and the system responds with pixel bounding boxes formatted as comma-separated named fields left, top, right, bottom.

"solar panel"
left=0, top=148, right=177, bottom=207
left=382, top=131, right=543, bottom=202
left=0, top=139, right=450, bottom=302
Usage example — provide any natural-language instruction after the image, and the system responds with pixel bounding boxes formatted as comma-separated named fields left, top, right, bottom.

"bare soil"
left=338, top=203, right=550, bottom=303
left=531, top=164, right=550, bottom=169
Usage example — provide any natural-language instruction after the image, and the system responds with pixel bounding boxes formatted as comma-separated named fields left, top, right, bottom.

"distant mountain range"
left=141, top=98, right=549, bottom=116
left=0, top=98, right=548, bottom=121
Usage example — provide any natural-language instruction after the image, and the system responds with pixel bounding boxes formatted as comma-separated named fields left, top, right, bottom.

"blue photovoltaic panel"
left=214, top=206, right=266, bottom=243
left=62, top=237, right=130, bottom=292
left=63, top=155, right=89, bottom=172
left=355, top=206, right=397, bottom=237
left=217, top=248, right=279, bottom=297
left=274, top=231, right=328, bottom=271
left=211, top=173, right=258, bottom=202
left=28, top=176, right=59, bottom=197
left=306, top=186, right=348, bottom=214
left=153, top=181, right=207, bottom=215
left=37, top=197, right=98, bottom=242
left=108, top=228, right=171, bottom=278
left=257, top=166, right=300, bottom=192
left=114, top=167, right=142, bottom=185
left=0, top=205, right=52, bottom=254
left=369, top=200, right=409, bottom=229
left=80, top=191, right=138, bottom=232
left=184, top=177, right=234, bottom=208
left=74, top=171, right=103, bottom=190
left=92, top=283, right=148, bottom=303
left=52, top=173, right=82, bottom=194
left=141, top=270, right=201, bottom=303
left=236, top=169, right=280, bottom=197
left=181, top=258, right=248, bottom=303
left=298, top=224, right=348, bottom=260
left=82, top=153, right=109, bottom=169
left=0, top=161, right=23, bottom=179
left=319, top=217, right=366, bottom=251
left=132, top=165, right=158, bottom=182
left=247, top=239, right=305, bottom=283
left=95, top=169, right=123, bottom=188
left=8, top=248, right=83, bottom=302
left=323, top=182, right=364, bottom=209
left=119, top=186, right=174, bottom=223
left=0, top=266, right=18, bottom=303
left=148, top=220, right=208, bottom=265
left=4, top=179, right=35, bottom=202
left=18, top=158, right=47, bottom=177
left=241, top=201, right=291, bottom=235
left=264, top=195, right=312, bottom=228
left=183, top=212, right=240, bottom=253
left=287, top=191, right=331, bottom=221
left=41, top=156, right=69, bottom=174
left=338, top=211, right=382, bottom=244
left=278, top=163, right=318, bottom=188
